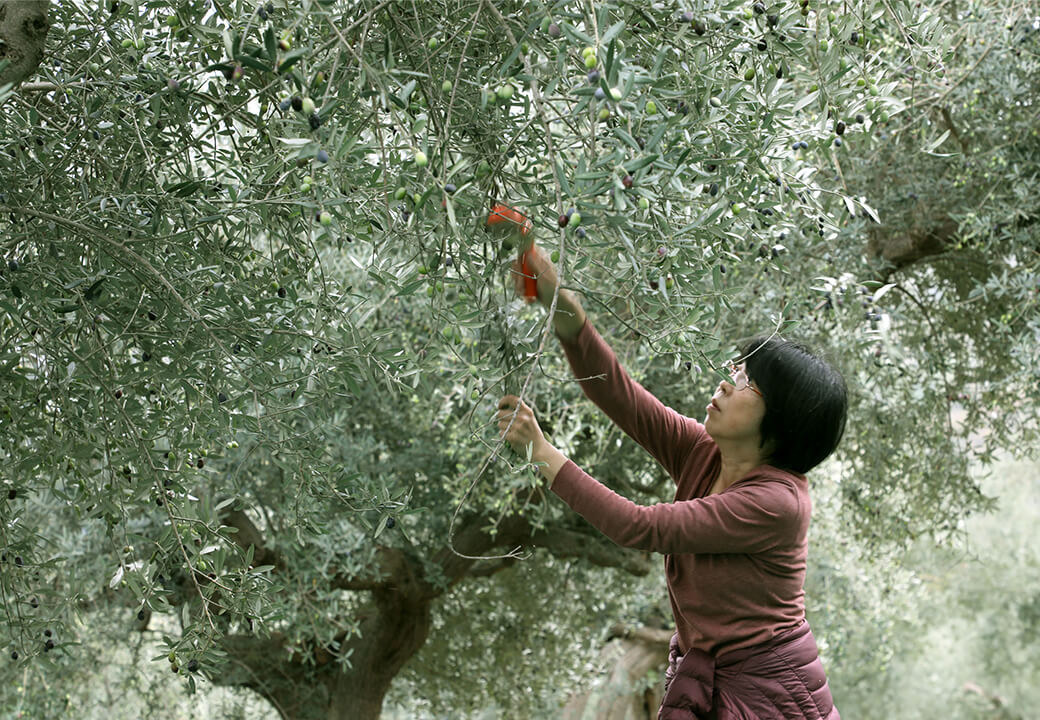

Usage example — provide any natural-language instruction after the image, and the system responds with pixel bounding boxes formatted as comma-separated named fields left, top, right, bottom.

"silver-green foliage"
left=0, top=0, right=1036, bottom=716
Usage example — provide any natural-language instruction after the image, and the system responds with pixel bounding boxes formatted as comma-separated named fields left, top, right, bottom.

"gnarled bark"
left=205, top=503, right=651, bottom=719
left=561, top=624, right=673, bottom=720
left=867, top=205, right=959, bottom=268
left=0, top=1, right=50, bottom=91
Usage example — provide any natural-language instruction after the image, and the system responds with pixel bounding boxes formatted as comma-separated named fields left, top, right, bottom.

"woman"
left=495, top=243, right=846, bottom=719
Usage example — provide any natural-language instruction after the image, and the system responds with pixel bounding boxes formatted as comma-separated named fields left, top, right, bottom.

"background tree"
left=0, top=0, right=1036, bottom=718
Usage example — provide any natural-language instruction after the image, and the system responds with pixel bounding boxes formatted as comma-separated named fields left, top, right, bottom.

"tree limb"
left=606, top=622, right=675, bottom=646
left=465, top=557, right=519, bottom=578
left=436, top=507, right=652, bottom=591
left=529, top=526, right=652, bottom=577
left=940, top=106, right=969, bottom=153
left=330, top=546, right=418, bottom=595
left=15, top=81, right=64, bottom=92
left=220, top=507, right=287, bottom=573
left=435, top=512, right=535, bottom=589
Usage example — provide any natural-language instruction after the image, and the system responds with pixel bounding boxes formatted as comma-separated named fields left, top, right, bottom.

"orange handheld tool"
left=519, top=251, right=537, bottom=300
left=486, top=203, right=537, bottom=300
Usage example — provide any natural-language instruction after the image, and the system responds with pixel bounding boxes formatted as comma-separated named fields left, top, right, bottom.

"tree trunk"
left=207, top=512, right=646, bottom=719
left=322, top=591, right=433, bottom=720
left=214, top=589, right=432, bottom=720
left=217, top=633, right=330, bottom=720
left=561, top=625, right=673, bottom=720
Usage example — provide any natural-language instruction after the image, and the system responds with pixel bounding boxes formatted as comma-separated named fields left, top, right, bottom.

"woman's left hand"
left=496, top=395, right=546, bottom=455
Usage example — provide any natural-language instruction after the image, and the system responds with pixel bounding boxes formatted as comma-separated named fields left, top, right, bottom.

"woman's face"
left=703, top=364, right=768, bottom=448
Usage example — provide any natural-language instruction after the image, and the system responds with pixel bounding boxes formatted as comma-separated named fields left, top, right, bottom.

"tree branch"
left=220, top=504, right=432, bottom=598
left=529, top=526, right=652, bottom=577
left=329, top=546, right=418, bottom=594
left=212, top=632, right=300, bottom=719
left=16, top=81, right=65, bottom=92
left=940, top=106, right=969, bottom=153
left=435, top=512, right=535, bottom=588
left=220, top=492, right=646, bottom=604
left=465, top=557, right=519, bottom=578
left=606, top=622, right=675, bottom=646
left=435, top=506, right=652, bottom=592
left=220, top=507, right=287, bottom=573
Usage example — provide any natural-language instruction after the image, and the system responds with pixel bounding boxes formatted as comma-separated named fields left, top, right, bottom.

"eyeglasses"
left=728, top=364, right=763, bottom=398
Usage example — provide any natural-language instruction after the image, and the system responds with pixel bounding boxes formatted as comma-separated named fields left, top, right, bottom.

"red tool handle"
left=520, top=250, right=538, bottom=300
left=486, top=203, right=537, bottom=300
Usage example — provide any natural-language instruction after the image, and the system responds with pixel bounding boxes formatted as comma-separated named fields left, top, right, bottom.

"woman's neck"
left=714, top=444, right=769, bottom=492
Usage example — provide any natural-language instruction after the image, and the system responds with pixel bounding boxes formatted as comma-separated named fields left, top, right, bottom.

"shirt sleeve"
left=558, top=318, right=709, bottom=483
left=549, top=460, right=803, bottom=555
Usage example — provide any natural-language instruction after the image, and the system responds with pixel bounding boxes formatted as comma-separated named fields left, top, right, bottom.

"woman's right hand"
left=511, top=244, right=558, bottom=307
left=510, top=244, right=587, bottom=339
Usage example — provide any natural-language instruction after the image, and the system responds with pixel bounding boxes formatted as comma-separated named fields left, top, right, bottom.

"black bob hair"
left=739, top=335, right=848, bottom=475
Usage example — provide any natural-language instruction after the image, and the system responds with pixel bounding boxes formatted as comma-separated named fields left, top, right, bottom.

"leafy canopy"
left=0, top=0, right=1037, bottom=716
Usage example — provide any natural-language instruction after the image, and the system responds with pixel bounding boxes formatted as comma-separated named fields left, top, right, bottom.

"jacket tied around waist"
left=658, top=620, right=840, bottom=720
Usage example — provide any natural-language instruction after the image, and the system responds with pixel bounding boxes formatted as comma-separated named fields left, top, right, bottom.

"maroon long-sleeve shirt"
left=550, top=318, right=811, bottom=658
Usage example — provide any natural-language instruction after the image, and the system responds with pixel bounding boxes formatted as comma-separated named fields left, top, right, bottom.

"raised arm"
left=515, top=245, right=705, bottom=482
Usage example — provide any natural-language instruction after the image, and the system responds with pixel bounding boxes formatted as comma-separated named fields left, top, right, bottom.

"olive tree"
left=1, top=0, right=1035, bottom=718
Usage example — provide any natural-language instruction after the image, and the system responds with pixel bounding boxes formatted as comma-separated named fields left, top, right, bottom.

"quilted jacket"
left=658, top=620, right=840, bottom=720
